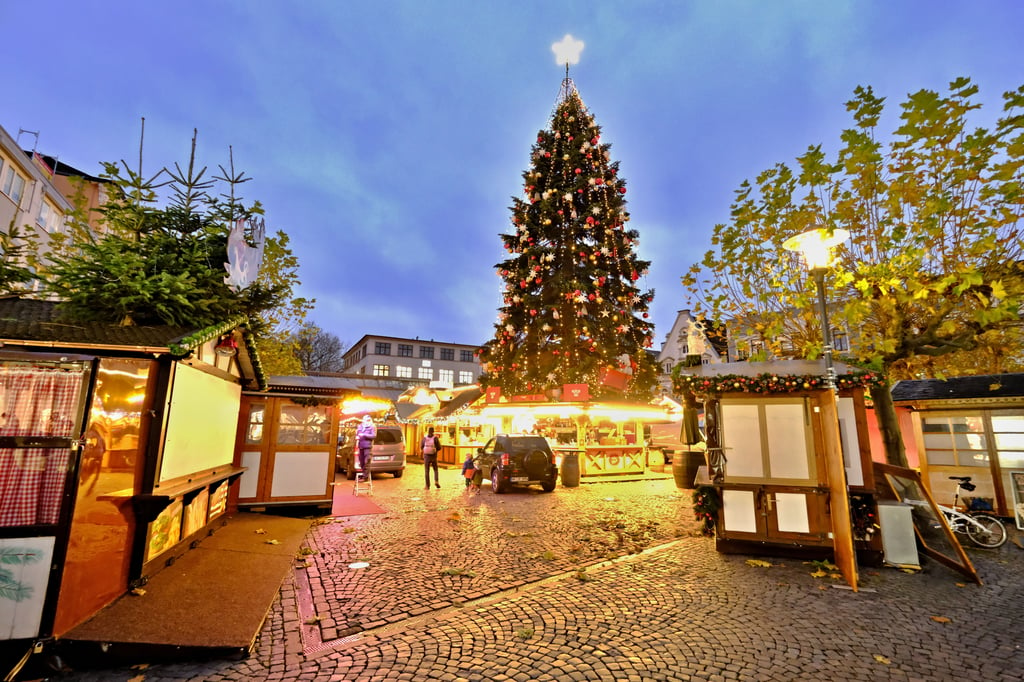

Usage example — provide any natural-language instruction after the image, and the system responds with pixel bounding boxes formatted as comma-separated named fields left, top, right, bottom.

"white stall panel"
left=722, top=404, right=763, bottom=478
left=270, top=451, right=330, bottom=498
left=722, top=489, right=758, bottom=533
left=766, top=403, right=811, bottom=481
left=838, top=397, right=863, bottom=487
left=238, top=451, right=262, bottom=499
left=774, top=492, right=810, bottom=534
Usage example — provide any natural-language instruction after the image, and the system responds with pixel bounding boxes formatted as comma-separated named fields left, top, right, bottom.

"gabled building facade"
left=655, top=309, right=729, bottom=394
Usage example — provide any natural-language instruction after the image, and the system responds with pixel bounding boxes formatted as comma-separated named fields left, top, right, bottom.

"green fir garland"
left=692, top=485, right=721, bottom=537
left=674, top=372, right=884, bottom=396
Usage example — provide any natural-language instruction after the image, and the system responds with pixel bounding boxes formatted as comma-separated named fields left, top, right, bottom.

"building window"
left=832, top=330, right=849, bottom=352
left=375, top=342, right=391, bottom=355
left=458, top=370, right=474, bottom=384
left=419, top=346, right=435, bottom=359
left=440, top=348, right=454, bottom=361
left=438, top=369, right=454, bottom=385
left=662, top=361, right=674, bottom=374
left=396, top=365, right=412, bottom=378
left=418, top=367, right=433, bottom=380
left=2, top=167, right=26, bottom=205
left=372, top=364, right=390, bottom=377
left=460, top=350, right=474, bottom=363
left=398, top=344, right=413, bottom=357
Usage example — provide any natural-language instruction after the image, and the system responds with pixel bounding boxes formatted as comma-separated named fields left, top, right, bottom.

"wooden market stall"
left=0, top=297, right=259, bottom=651
left=891, top=373, right=1024, bottom=528
left=677, top=361, right=885, bottom=590
left=398, top=383, right=681, bottom=482
left=233, top=375, right=362, bottom=510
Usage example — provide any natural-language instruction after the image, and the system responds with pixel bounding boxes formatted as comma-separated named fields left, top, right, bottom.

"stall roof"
left=434, top=385, right=483, bottom=419
left=0, top=296, right=263, bottom=388
left=679, top=359, right=859, bottom=378
left=891, top=373, right=1024, bottom=403
left=263, top=375, right=362, bottom=396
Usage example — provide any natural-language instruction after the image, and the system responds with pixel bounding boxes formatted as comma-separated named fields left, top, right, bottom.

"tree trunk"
left=869, top=379, right=908, bottom=468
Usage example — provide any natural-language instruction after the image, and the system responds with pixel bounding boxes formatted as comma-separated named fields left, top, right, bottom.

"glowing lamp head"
left=783, top=227, right=849, bottom=271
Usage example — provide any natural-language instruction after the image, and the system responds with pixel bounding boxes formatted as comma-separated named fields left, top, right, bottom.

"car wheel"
left=393, top=469, right=403, bottom=479
left=540, top=480, right=556, bottom=492
left=491, top=468, right=505, bottom=494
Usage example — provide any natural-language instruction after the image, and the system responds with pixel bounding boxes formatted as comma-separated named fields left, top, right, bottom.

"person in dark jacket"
left=422, top=426, right=441, bottom=489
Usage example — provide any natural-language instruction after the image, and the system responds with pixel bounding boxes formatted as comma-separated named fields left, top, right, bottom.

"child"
left=462, top=452, right=477, bottom=492
left=470, top=461, right=484, bottom=493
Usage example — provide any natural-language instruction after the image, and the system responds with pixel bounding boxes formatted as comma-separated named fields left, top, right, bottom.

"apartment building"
left=0, top=126, right=73, bottom=266
left=1, top=123, right=111, bottom=292
left=342, top=334, right=483, bottom=389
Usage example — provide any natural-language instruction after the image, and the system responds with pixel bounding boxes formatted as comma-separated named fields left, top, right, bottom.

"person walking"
left=355, top=415, right=377, bottom=476
left=422, top=426, right=441, bottom=489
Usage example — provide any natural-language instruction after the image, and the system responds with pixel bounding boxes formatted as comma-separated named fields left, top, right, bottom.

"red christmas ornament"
left=545, top=151, right=551, bottom=157
left=590, top=137, right=599, bottom=145
left=575, top=168, right=582, bottom=174
left=618, top=187, right=627, bottom=194
left=530, top=309, right=537, bottom=316
left=595, top=178, right=604, bottom=185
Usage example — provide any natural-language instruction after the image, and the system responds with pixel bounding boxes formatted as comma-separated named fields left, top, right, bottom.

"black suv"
left=477, top=434, right=558, bottom=494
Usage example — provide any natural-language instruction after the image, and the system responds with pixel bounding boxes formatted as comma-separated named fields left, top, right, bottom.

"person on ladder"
left=356, top=415, right=377, bottom=481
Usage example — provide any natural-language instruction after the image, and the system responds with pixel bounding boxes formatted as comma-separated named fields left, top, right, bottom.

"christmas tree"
left=478, top=72, right=657, bottom=401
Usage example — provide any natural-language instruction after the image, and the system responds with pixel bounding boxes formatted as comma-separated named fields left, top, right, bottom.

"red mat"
left=331, top=483, right=386, bottom=516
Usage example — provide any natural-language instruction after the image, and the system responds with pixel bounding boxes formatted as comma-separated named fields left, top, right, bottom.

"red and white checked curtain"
left=0, top=365, right=84, bottom=527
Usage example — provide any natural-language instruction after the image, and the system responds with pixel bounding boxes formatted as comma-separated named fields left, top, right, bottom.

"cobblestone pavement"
left=54, top=463, right=1024, bottom=681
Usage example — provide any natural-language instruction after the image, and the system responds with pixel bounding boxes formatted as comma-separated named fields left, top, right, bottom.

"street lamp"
left=782, top=225, right=849, bottom=391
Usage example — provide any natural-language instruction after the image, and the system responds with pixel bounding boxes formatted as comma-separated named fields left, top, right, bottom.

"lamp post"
left=783, top=224, right=859, bottom=591
left=782, top=226, right=849, bottom=391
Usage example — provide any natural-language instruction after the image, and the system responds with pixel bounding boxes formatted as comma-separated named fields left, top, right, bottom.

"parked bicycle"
left=938, top=476, right=1008, bottom=549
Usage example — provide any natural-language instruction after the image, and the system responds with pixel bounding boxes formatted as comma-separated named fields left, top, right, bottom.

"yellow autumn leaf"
left=810, top=568, right=828, bottom=578
left=745, top=559, right=772, bottom=568
left=254, top=528, right=267, bottom=535
left=930, top=615, right=952, bottom=624
left=874, top=654, right=891, bottom=665
left=266, top=539, right=280, bottom=545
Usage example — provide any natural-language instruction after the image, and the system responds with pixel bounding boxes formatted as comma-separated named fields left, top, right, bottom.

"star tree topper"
left=552, top=34, right=584, bottom=66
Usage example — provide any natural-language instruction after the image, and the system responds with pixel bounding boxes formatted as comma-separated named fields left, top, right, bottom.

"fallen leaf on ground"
left=930, top=615, right=952, bottom=624
left=745, top=559, right=772, bottom=568
left=810, top=569, right=828, bottom=579
left=874, top=654, right=891, bottom=665
left=265, top=539, right=280, bottom=545
left=130, top=588, right=146, bottom=596
left=254, top=528, right=267, bottom=534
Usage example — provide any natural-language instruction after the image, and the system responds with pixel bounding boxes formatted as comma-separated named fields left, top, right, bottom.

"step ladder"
left=353, top=466, right=373, bottom=496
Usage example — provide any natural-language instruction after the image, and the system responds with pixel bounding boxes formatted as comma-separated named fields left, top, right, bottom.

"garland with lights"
left=674, top=372, right=884, bottom=396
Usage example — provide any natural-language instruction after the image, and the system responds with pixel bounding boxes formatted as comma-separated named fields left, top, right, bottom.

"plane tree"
left=682, top=77, right=1024, bottom=466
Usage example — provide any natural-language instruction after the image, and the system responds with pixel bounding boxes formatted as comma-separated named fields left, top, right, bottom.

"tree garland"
left=692, top=485, right=720, bottom=537
left=674, top=371, right=884, bottom=396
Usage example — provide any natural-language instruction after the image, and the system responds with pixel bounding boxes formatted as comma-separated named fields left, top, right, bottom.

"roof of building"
left=23, top=150, right=108, bottom=183
left=891, top=373, right=1024, bottom=402
left=343, top=333, right=483, bottom=357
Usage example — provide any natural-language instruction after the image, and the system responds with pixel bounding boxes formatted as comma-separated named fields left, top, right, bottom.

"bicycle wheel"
left=964, top=514, right=1007, bottom=549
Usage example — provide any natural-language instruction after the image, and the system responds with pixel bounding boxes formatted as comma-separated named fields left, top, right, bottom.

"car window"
left=483, top=437, right=497, bottom=454
left=375, top=428, right=402, bottom=445
left=508, top=436, right=548, bottom=454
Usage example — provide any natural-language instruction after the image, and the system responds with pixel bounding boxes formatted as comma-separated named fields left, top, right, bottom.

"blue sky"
left=3, top=1, right=1022, bottom=351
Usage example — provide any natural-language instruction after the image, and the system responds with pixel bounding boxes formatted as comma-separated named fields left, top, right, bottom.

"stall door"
left=718, top=399, right=831, bottom=546
left=0, top=359, right=91, bottom=640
